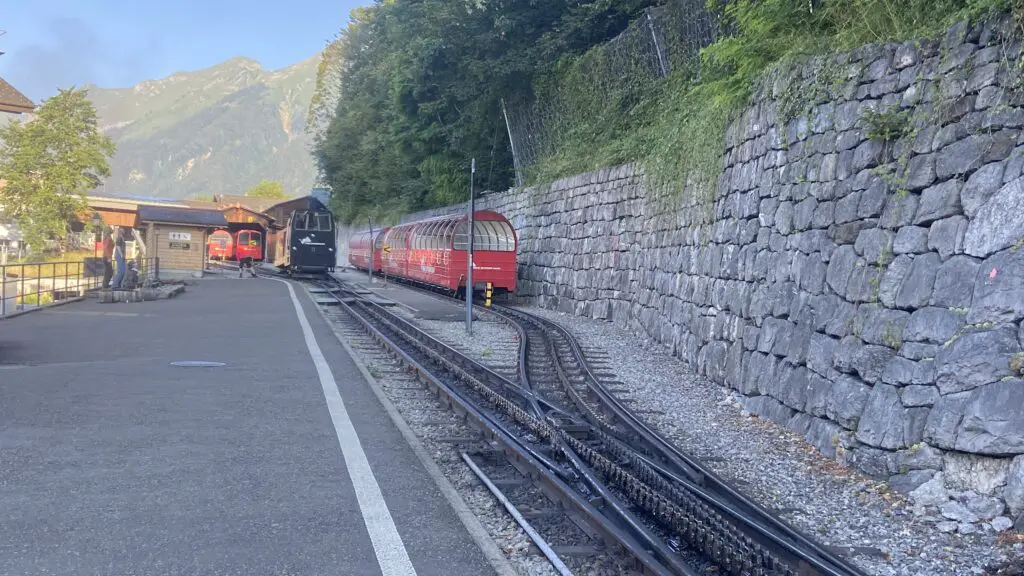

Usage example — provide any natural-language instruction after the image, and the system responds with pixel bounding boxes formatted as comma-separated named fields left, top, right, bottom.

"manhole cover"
left=170, top=361, right=227, bottom=367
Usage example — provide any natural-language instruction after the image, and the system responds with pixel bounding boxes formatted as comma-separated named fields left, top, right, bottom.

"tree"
left=245, top=179, right=288, bottom=199
left=0, top=87, right=115, bottom=253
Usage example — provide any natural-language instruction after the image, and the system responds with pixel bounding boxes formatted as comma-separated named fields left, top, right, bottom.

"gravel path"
left=512, top=306, right=1024, bottom=576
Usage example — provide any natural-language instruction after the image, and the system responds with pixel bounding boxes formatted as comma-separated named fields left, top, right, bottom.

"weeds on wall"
left=527, top=0, right=1023, bottom=209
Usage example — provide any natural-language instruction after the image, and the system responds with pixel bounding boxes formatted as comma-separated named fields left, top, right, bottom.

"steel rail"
left=324, top=273, right=869, bottom=576
left=314, top=280, right=683, bottom=575
left=486, top=304, right=870, bottom=576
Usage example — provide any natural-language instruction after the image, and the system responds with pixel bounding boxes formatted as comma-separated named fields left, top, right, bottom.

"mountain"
left=86, top=56, right=319, bottom=200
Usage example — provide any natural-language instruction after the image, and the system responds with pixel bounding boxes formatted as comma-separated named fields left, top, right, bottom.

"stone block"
left=977, top=85, right=1007, bottom=110
left=966, top=62, right=1000, bottom=92
left=1007, top=456, right=1024, bottom=517
left=931, top=255, right=980, bottom=308
left=894, top=44, right=919, bottom=69
left=846, top=263, right=884, bottom=304
left=893, top=226, right=930, bottom=254
left=942, top=452, right=1011, bottom=496
left=853, top=139, right=885, bottom=173
left=915, top=179, right=963, bottom=225
left=775, top=201, right=794, bottom=234
left=896, top=252, right=941, bottom=309
left=969, top=249, right=1024, bottom=325
left=882, top=357, right=936, bottom=386
left=961, top=162, right=1005, bottom=218
left=927, top=216, right=968, bottom=260
left=811, top=201, right=835, bottom=228
left=936, top=132, right=1016, bottom=179
left=905, top=307, right=966, bottom=344
left=964, top=176, right=1024, bottom=258
left=905, top=443, right=945, bottom=470
left=879, top=191, right=921, bottom=232
left=855, top=304, right=909, bottom=348
left=924, top=391, right=971, bottom=449
left=900, top=342, right=939, bottom=360
left=878, top=254, right=913, bottom=308
left=904, top=154, right=936, bottom=191
left=859, top=178, right=889, bottom=218
left=807, top=332, right=839, bottom=376
left=909, top=471, right=950, bottom=506
left=934, top=325, right=1021, bottom=395
left=843, top=445, right=902, bottom=479
left=793, top=198, right=817, bottom=231
left=857, top=383, right=909, bottom=449
left=854, top=228, right=895, bottom=264
left=902, top=384, right=941, bottom=407
left=806, top=417, right=842, bottom=457
left=852, top=343, right=897, bottom=383
left=826, top=374, right=871, bottom=430
left=955, top=378, right=1024, bottom=455
left=890, top=469, right=937, bottom=494
left=825, top=245, right=859, bottom=297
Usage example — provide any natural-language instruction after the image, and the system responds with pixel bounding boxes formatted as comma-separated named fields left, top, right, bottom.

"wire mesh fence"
left=502, top=0, right=721, bottom=186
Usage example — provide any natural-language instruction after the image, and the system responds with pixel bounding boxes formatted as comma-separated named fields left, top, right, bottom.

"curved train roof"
left=388, top=210, right=510, bottom=231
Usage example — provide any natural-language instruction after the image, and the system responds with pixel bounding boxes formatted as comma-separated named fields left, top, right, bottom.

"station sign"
left=168, top=232, right=192, bottom=241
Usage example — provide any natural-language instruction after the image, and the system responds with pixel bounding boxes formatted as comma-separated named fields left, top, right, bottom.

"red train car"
left=235, top=229, right=263, bottom=261
left=376, top=210, right=517, bottom=295
left=207, top=229, right=234, bottom=261
left=348, top=228, right=390, bottom=273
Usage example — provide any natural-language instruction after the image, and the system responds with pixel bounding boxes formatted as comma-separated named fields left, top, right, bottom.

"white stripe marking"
left=273, top=278, right=417, bottom=576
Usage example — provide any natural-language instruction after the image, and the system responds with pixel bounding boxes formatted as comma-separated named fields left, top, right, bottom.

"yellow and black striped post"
left=485, top=282, right=493, bottom=308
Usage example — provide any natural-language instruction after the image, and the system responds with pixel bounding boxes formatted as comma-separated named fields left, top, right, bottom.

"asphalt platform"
left=0, top=276, right=504, bottom=575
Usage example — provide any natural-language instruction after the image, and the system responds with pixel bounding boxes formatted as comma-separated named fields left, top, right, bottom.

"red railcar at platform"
left=348, top=228, right=390, bottom=273
left=207, top=229, right=234, bottom=261
left=235, top=229, right=263, bottom=261
left=367, top=210, right=517, bottom=295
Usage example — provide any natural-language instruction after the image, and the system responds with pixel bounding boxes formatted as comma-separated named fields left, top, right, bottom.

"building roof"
left=137, top=205, right=228, bottom=227
left=212, top=194, right=283, bottom=213
left=0, top=77, right=35, bottom=114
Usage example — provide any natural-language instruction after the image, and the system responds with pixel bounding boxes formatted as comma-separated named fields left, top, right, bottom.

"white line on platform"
left=272, top=277, right=417, bottom=576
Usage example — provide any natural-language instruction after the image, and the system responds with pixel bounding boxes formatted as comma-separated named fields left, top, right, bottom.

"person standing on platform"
left=111, top=228, right=127, bottom=290
left=102, top=228, right=114, bottom=289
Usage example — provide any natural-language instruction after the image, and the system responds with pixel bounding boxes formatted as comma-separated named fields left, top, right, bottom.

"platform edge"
left=302, top=284, right=518, bottom=576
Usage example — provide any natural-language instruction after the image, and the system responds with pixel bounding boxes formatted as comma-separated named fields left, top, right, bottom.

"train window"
left=318, top=213, right=331, bottom=231
left=453, top=221, right=468, bottom=251
left=238, top=231, right=249, bottom=244
left=498, top=220, right=516, bottom=251
left=426, top=221, right=441, bottom=249
left=440, top=220, right=457, bottom=249
left=477, top=221, right=500, bottom=251
left=292, top=212, right=309, bottom=230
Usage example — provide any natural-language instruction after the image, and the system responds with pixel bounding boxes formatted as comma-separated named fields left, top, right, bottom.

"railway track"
left=309, top=274, right=871, bottom=576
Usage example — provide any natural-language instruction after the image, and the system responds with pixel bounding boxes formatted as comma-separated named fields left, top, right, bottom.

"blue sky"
left=0, top=0, right=366, bottom=102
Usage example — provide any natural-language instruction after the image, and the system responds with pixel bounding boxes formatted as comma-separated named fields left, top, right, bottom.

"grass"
left=3, top=250, right=94, bottom=279
left=525, top=0, right=1023, bottom=205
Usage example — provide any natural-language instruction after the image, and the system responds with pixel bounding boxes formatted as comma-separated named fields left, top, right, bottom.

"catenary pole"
left=368, top=216, right=374, bottom=285
left=466, top=158, right=476, bottom=334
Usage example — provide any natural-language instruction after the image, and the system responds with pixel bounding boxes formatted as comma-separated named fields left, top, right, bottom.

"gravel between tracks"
left=330, top=303, right=638, bottom=575
left=517, top=306, right=1024, bottom=576
left=406, top=299, right=1023, bottom=576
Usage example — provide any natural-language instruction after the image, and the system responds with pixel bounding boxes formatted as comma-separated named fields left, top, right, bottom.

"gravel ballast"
left=320, top=302, right=636, bottom=575
left=518, top=306, right=1024, bottom=576
left=411, top=297, right=1023, bottom=576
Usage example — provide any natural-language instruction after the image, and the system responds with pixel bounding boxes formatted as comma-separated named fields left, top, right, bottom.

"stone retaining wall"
left=406, top=16, right=1024, bottom=528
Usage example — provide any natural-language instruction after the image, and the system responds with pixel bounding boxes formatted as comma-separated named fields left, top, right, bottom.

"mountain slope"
left=87, top=56, right=318, bottom=199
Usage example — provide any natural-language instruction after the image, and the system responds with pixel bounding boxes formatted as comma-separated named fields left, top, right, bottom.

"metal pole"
left=466, top=158, right=476, bottom=334
left=368, top=217, right=374, bottom=286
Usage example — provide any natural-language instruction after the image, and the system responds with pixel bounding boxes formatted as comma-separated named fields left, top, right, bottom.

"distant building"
left=0, top=76, right=34, bottom=115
